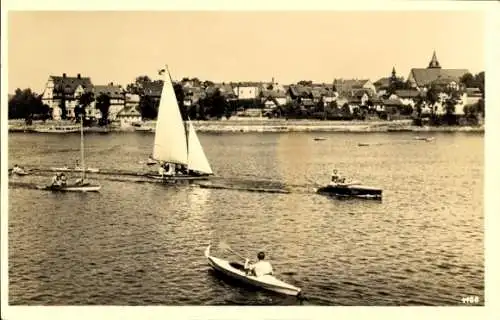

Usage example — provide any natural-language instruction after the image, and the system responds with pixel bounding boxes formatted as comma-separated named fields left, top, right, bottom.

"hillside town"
left=8, top=51, right=485, bottom=127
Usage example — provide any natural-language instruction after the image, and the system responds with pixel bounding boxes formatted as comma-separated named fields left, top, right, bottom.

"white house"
left=41, top=73, right=93, bottom=120
left=233, top=82, right=261, bottom=99
left=116, top=106, right=142, bottom=125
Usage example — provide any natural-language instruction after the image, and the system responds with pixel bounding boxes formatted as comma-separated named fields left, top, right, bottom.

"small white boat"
left=204, top=244, right=301, bottom=297
left=9, top=167, right=30, bottom=176
left=313, top=137, right=327, bottom=141
left=415, top=136, right=435, bottom=142
left=37, top=183, right=101, bottom=192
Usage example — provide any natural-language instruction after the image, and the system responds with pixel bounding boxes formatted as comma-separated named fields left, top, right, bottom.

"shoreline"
left=8, top=119, right=485, bottom=133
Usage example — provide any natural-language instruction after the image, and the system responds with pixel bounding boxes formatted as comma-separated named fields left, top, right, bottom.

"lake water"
left=7, top=131, right=484, bottom=306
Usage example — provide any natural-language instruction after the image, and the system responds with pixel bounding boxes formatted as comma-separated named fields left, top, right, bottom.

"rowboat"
left=9, top=168, right=29, bottom=176
left=316, top=182, right=382, bottom=200
left=37, top=183, right=101, bottom=192
left=204, top=244, right=302, bottom=297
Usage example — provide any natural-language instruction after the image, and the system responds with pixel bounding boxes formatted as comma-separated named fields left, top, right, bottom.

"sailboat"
left=146, top=65, right=213, bottom=181
left=38, top=114, right=102, bottom=192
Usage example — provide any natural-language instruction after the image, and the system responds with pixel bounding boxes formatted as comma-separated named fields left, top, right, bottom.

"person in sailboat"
left=244, top=251, right=274, bottom=277
left=330, top=169, right=346, bottom=185
left=158, top=162, right=167, bottom=178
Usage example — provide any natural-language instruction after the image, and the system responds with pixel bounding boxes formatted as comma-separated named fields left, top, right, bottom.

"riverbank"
left=8, top=119, right=484, bottom=133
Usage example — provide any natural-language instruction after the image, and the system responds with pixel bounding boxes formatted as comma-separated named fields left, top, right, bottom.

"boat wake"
left=8, top=170, right=321, bottom=195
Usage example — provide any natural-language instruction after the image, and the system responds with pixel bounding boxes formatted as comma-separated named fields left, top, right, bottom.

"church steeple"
left=391, top=66, right=396, bottom=78
left=427, top=50, right=441, bottom=69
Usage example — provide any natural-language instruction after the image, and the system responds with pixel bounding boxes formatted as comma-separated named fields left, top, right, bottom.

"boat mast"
left=80, top=113, right=85, bottom=180
left=165, top=64, right=190, bottom=158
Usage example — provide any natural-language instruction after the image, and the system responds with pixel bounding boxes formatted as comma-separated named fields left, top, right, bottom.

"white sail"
left=152, top=67, right=188, bottom=165
left=187, top=121, right=213, bottom=175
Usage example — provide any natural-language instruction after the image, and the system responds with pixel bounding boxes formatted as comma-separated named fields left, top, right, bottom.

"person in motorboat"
left=244, top=251, right=274, bottom=277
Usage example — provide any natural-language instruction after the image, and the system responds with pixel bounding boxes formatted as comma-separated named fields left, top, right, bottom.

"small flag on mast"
left=158, top=68, right=166, bottom=75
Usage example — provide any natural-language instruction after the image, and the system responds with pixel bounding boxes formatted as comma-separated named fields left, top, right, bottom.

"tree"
left=75, top=92, right=94, bottom=123
left=139, top=94, right=158, bottom=119
left=8, top=88, right=45, bottom=124
left=126, top=75, right=152, bottom=95
left=341, top=103, right=351, bottom=118
left=173, top=83, right=186, bottom=119
left=475, top=72, right=485, bottom=95
left=96, top=93, right=111, bottom=125
left=297, top=80, right=312, bottom=86
left=59, top=94, right=67, bottom=119
left=460, top=73, right=475, bottom=88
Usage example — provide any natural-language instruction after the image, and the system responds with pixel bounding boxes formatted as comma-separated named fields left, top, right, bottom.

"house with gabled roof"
left=333, top=78, right=376, bottom=96
left=42, top=73, right=94, bottom=120
left=407, top=51, right=469, bottom=90
left=116, top=105, right=142, bottom=124
left=93, top=82, right=126, bottom=120
left=232, top=82, right=262, bottom=100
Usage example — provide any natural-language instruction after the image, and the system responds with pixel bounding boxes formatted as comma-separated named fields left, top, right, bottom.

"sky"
left=7, top=10, right=485, bottom=94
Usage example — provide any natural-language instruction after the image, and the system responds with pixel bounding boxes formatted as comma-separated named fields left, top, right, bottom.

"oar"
left=218, top=242, right=249, bottom=262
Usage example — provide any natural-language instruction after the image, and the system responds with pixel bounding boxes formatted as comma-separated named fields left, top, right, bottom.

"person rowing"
left=50, top=172, right=65, bottom=188
left=12, top=164, right=26, bottom=175
left=244, top=251, right=274, bottom=277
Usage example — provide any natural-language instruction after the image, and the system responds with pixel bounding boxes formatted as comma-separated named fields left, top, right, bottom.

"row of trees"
left=8, top=88, right=112, bottom=126
left=8, top=89, right=50, bottom=124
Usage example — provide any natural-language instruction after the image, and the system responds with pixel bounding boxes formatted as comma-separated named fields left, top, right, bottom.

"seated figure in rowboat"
left=12, top=164, right=26, bottom=175
left=50, top=172, right=67, bottom=188
left=244, top=251, right=274, bottom=277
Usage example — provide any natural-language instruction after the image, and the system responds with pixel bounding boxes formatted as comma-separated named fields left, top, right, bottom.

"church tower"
left=427, top=50, right=441, bottom=69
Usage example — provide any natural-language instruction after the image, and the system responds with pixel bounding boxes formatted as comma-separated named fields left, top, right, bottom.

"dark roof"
left=234, top=82, right=263, bottom=88
left=408, top=68, right=469, bottom=87
left=143, top=80, right=163, bottom=97
left=51, top=74, right=93, bottom=94
left=334, top=79, right=370, bottom=88
left=394, top=89, right=421, bottom=98
left=288, top=85, right=312, bottom=98
left=374, top=77, right=391, bottom=89
left=117, top=106, right=141, bottom=117
left=383, top=98, right=403, bottom=106
left=94, top=84, right=124, bottom=99
left=261, top=90, right=287, bottom=98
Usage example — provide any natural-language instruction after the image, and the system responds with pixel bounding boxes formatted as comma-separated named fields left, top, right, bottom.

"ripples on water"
left=8, top=132, right=484, bottom=305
